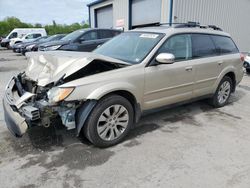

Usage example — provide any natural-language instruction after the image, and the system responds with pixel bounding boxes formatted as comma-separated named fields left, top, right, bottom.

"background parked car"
left=38, top=28, right=122, bottom=52
left=21, top=34, right=66, bottom=55
left=0, top=36, right=5, bottom=43
left=1, top=28, right=46, bottom=49
left=9, top=29, right=47, bottom=48
left=244, top=52, right=250, bottom=73
left=12, top=36, right=49, bottom=53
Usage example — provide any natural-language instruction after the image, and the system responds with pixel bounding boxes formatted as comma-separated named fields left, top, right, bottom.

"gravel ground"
left=0, top=49, right=250, bottom=188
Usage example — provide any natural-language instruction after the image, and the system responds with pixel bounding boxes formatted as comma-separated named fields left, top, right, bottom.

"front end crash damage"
left=3, top=51, right=128, bottom=137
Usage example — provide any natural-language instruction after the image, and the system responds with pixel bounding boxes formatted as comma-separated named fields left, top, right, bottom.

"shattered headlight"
left=44, top=45, right=61, bottom=51
left=47, top=87, right=74, bottom=103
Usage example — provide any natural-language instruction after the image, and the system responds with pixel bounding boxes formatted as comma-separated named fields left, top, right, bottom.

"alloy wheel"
left=97, top=104, right=129, bottom=141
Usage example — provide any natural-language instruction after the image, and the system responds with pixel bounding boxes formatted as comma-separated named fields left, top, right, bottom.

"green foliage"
left=0, top=17, right=89, bottom=37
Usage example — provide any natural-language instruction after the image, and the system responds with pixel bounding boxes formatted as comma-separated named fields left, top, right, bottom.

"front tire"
left=84, top=95, right=134, bottom=148
left=246, top=68, right=250, bottom=74
left=210, top=76, right=233, bottom=107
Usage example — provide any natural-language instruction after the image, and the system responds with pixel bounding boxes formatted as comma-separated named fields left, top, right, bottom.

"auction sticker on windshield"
left=139, top=34, right=159, bottom=39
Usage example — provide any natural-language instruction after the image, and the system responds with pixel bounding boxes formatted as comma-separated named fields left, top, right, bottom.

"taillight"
left=240, top=53, right=245, bottom=62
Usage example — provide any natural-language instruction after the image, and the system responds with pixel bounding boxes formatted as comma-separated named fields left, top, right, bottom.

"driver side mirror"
left=156, top=53, right=175, bottom=64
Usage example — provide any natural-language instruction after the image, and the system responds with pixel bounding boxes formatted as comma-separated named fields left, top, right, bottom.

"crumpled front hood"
left=25, top=51, right=129, bottom=87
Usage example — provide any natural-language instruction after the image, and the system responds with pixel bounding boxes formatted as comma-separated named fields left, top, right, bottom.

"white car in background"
left=1, top=28, right=47, bottom=49
left=244, top=52, right=250, bottom=73
left=9, top=30, right=47, bottom=48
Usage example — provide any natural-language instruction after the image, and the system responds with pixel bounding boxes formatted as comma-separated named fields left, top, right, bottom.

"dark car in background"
left=38, top=28, right=122, bottom=52
left=12, top=36, right=49, bottom=53
left=21, top=34, right=66, bottom=55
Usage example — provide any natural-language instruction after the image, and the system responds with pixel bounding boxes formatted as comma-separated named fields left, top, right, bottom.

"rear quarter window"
left=112, top=30, right=122, bottom=36
left=211, top=35, right=239, bottom=54
left=98, top=30, right=113, bottom=39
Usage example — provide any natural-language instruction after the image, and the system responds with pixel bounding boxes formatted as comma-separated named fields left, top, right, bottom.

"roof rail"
left=207, top=25, right=223, bottom=31
left=174, top=21, right=200, bottom=28
left=157, top=21, right=223, bottom=31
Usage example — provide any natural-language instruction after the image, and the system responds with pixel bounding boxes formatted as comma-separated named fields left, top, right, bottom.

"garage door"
left=132, top=0, right=162, bottom=27
left=95, top=5, right=113, bottom=28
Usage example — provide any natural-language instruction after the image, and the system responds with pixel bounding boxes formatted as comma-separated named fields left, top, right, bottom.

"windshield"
left=34, top=36, right=49, bottom=42
left=61, top=30, right=85, bottom=41
left=44, top=35, right=64, bottom=42
left=94, top=32, right=164, bottom=64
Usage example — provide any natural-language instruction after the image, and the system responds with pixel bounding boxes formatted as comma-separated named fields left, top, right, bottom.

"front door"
left=78, top=31, right=99, bottom=52
left=143, top=34, right=195, bottom=110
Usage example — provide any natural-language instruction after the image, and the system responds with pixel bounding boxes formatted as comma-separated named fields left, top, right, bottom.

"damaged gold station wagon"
left=3, top=22, right=244, bottom=147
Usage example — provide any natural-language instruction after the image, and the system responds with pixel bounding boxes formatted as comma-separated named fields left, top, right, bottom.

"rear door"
left=190, top=34, right=221, bottom=97
left=211, top=35, right=239, bottom=71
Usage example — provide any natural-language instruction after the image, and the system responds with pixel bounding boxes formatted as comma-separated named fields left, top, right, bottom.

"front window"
left=158, top=34, right=192, bottom=61
left=94, top=32, right=164, bottom=64
left=81, top=31, right=98, bottom=41
left=34, top=36, right=48, bottom=42
left=9, top=32, right=17, bottom=39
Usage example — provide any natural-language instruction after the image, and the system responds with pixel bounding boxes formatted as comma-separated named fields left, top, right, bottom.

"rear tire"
left=209, top=76, right=233, bottom=108
left=246, top=68, right=250, bottom=74
left=83, top=95, right=134, bottom=148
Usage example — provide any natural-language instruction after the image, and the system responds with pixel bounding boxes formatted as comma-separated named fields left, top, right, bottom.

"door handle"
left=185, top=66, right=193, bottom=71
left=218, top=61, right=223, bottom=65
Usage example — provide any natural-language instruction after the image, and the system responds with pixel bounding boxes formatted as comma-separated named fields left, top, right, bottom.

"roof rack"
left=157, top=21, right=223, bottom=31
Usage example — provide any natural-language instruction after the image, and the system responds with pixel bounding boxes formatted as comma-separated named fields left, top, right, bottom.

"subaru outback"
left=3, top=23, right=244, bottom=147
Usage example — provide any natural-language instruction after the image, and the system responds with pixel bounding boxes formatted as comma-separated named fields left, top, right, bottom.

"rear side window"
left=192, top=34, right=217, bottom=58
left=33, top=33, right=42, bottom=38
left=112, top=30, right=121, bottom=36
left=211, top=35, right=238, bottom=54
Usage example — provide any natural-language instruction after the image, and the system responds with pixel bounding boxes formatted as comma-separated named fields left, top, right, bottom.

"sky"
left=0, top=0, right=93, bottom=25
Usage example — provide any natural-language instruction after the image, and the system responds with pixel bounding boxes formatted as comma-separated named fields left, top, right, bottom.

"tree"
left=0, top=17, right=89, bottom=36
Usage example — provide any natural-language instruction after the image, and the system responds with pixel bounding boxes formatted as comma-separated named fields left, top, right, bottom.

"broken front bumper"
left=3, top=77, right=80, bottom=137
left=3, top=77, right=31, bottom=137
left=3, top=97, right=28, bottom=137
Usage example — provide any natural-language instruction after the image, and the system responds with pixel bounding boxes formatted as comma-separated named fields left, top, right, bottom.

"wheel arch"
left=224, top=72, right=236, bottom=92
left=76, top=90, right=142, bottom=136
left=101, top=90, right=142, bottom=124
left=213, top=67, right=237, bottom=93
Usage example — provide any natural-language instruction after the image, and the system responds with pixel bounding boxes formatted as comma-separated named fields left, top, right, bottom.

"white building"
left=88, top=0, right=250, bottom=51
